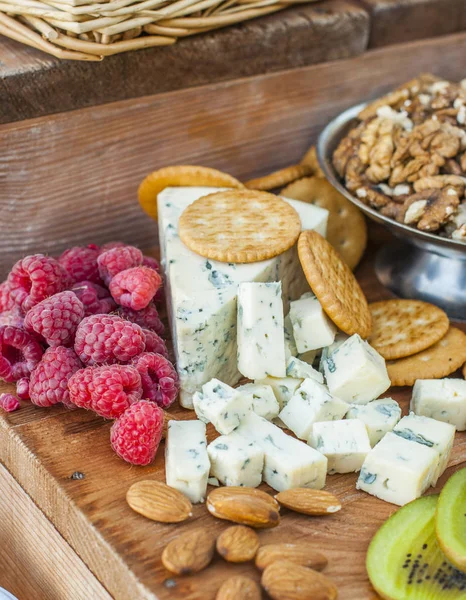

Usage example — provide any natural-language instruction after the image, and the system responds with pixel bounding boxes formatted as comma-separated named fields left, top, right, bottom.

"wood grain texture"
left=0, top=234, right=465, bottom=600
left=0, top=0, right=369, bottom=124
left=0, top=463, right=113, bottom=600
left=360, top=0, right=466, bottom=48
left=3, top=31, right=466, bottom=279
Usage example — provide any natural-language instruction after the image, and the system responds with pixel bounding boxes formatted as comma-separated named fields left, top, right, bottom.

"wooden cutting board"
left=0, top=236, right=465, bottom=600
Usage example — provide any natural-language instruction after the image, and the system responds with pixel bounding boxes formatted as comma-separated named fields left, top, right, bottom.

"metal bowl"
left=318, top=103, right=466, bottom=321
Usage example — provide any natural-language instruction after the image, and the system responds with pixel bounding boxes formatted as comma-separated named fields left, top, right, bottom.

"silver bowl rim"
left=317, top=102, right=466, bottom=254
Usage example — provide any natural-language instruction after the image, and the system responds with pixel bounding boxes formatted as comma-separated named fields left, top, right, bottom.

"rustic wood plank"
left=360, top=0, right=466, bottom=48
left=0, top=0, right=369, bottom=125
left=2, top=31, right=466, bottom=279
left=0, top=463, right=113, bottom=600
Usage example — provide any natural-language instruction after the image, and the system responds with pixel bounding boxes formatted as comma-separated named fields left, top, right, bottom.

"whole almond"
left=207, top=487, right=280, bottom=529
left=216, top=525, right=260, bottom=562
left=216, top=575, right=261, bottom=600
left=162, top=529, right=216, bottom=575
left=255, top=543, right=328, bottom=571
left=127, top=480, right=192, bottom=523
left=262, top=560, right=338, bottom=600
left=275, top=488, right=342, bottom=516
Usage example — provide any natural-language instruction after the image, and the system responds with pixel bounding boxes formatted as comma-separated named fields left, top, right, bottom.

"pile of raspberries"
left=0, top=242, right=179, bottom=466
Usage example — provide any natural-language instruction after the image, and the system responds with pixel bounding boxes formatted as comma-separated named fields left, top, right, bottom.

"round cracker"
left=368, top=299, right=449, bottom=360
left=387, top=327, right=466, bottom=386
left=245, top=164, right=312, bottom=191
left=138, top=165, right=243, bottom=220
left=178, top=190, right=301, bottom=263
left=297, top=230, right=372, bottom=337
left=300, top=144, right=325, bottom=178
left=281, top=176, right=367, bottom=270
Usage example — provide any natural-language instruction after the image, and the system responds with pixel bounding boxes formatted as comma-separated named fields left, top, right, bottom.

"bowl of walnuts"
left=318, top=73, right=466, bottom=321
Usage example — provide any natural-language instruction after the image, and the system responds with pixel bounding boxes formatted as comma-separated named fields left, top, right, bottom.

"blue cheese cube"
left=279, top=378, right=349, bottom=440
left=284, top=314, right=298, bottom=360
left=254, top=376, right=302, bottom=411
left=393, top=413, right=455, bottom=485
left=356, top=432, right=439, bottom=506
left=411, top=379, right=466, bottom=431
left=289, top=293, right=337, bottom=353
left=286, top=356, right=323, bottom=384
left=324, top=334, right=390, bottom=405
left=309, top=420, right=371, bottom=474
left=346, top=398, right=402, bottom=446
left=207, top=432, right=264, bottom=487
left=165, top=420, right=210, bottom=503
left=236, top=383, right=280, bottom=421
left=235, top=412, right=327, bottom=491
left=319, top=332, right=349, bottom=374
left=193, top=379, right=251, bottom=435
left=237, top=282, right=286, bottom=380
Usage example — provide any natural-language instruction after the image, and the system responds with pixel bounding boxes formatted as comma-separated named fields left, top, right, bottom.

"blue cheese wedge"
left=393, top=413, right=455, bottom=485
left=207, top=431, right=264, bottom=487
left=279, top=378, right=349, bottom=440
left=236, top=383, right=280, bottom=421
left=346, top=398, right=402, bottom=446
left=165, top=420, right=210, bottom=503
left=237, top=282, right=286, bottom=379
left=309, top=419, right=371, bottom=474
left=235, top=412, right=327, bottom=491
left=193, top=378, right=251, bottom=435
left=411, top=378, right=466, bottom=431
left=289, top=293, right=337, bottom=353
left=324, top=334, right=390, bottom=405
left=255, top=376, right=302, bottom=411
left=158, top=187, right=328, bottom=408
left=286, top=356, right=323, bottom=383
left=356, top=432, right=439, bottom=506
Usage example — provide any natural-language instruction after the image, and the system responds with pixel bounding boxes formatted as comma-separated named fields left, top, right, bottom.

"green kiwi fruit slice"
left=367, top=495, right=466, bottom=599
left=437, top=468, right=466, bottom=572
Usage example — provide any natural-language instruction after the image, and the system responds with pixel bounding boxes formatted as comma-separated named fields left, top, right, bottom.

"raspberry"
left=0, top=326, right=43, bottom=382
left=99, top=241, right=126, bottom=253
left=110, top=267, right=162, bottom=311
left=16, top=377, right=30, bottom=400
left=142, top=329, right=168, bottom=358
left=7, top=254, right=70, bottom=312
left=0, top=281, right=14, bottom=312
left=74, top=314, right=145, bottom=365
left=58, top=245, right=101, bottom=284
left=0, top=307, right=24, bottom=329
left=116, top=304, right=164, bottom=337
left=68, top=364, right=142, bottom=419
left=110, top=400, right=163, bottom=465
left=24, top=291, right=84, bottom=347
left=71, top=281, right=116, bottom=316
left=132, top=352, right=179, bottom=408
left=0, top=393, right=20, bottom=412
left=29, top=346, right=82, bottom=408
left=97, top=246, right=143, bottom=285
left=142, top=255, right=161, bottom=273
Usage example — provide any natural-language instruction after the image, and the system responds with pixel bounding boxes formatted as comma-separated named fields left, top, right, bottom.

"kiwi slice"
left=367, top=495, right=466, bottom=599
left=437, top=468, right=466, bottom=572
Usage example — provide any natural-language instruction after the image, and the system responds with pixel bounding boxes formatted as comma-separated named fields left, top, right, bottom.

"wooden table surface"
left=0, top=233, right=465, bottom=600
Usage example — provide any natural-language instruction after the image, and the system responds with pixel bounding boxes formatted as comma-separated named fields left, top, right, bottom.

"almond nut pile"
left=333, top=73, right=466, bottom=240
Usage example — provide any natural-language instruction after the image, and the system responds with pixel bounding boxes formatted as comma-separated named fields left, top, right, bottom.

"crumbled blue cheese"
left=207, top=431, right=264, bottom=487
left=236, top=383, right=280, bottom=421
left=235, top=412, right=327, bottom=491
left=286, top=356, right=323, bottom=383
left=165, top=420, right=210, bottom=503
left=237, top=282, right=286, bottom=379
left=356, top=432, right=439, bottom=506
left=411, top=379, right=466, bottom=431
left=309, top=419, right=371, bottom=474
left=324, top=334, right=390, bottom=404
left=255, top=376, right=302, bottom=411
left=393, top=412, right=455, bottom=485
left=193, top=378, right=251, bottom=435
left=346, top=398, right=401, bottom=446
left=279, top=378, right=349, bottom=440
left=158, top=187, right=329, bottom=407
left=289, top=293, right=337, bottom=353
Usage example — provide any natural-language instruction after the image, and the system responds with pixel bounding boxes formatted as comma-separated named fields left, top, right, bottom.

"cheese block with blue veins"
left=157, top=187, right=329, bottom=408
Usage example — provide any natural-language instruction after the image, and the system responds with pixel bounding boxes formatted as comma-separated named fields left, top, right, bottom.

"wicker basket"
left=0, top=0, right=317, bottom=61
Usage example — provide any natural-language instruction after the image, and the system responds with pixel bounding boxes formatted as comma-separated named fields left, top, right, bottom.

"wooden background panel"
left=3, top=32, right=466, bottom=278
left=0, top=0, right=369, bottom=124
